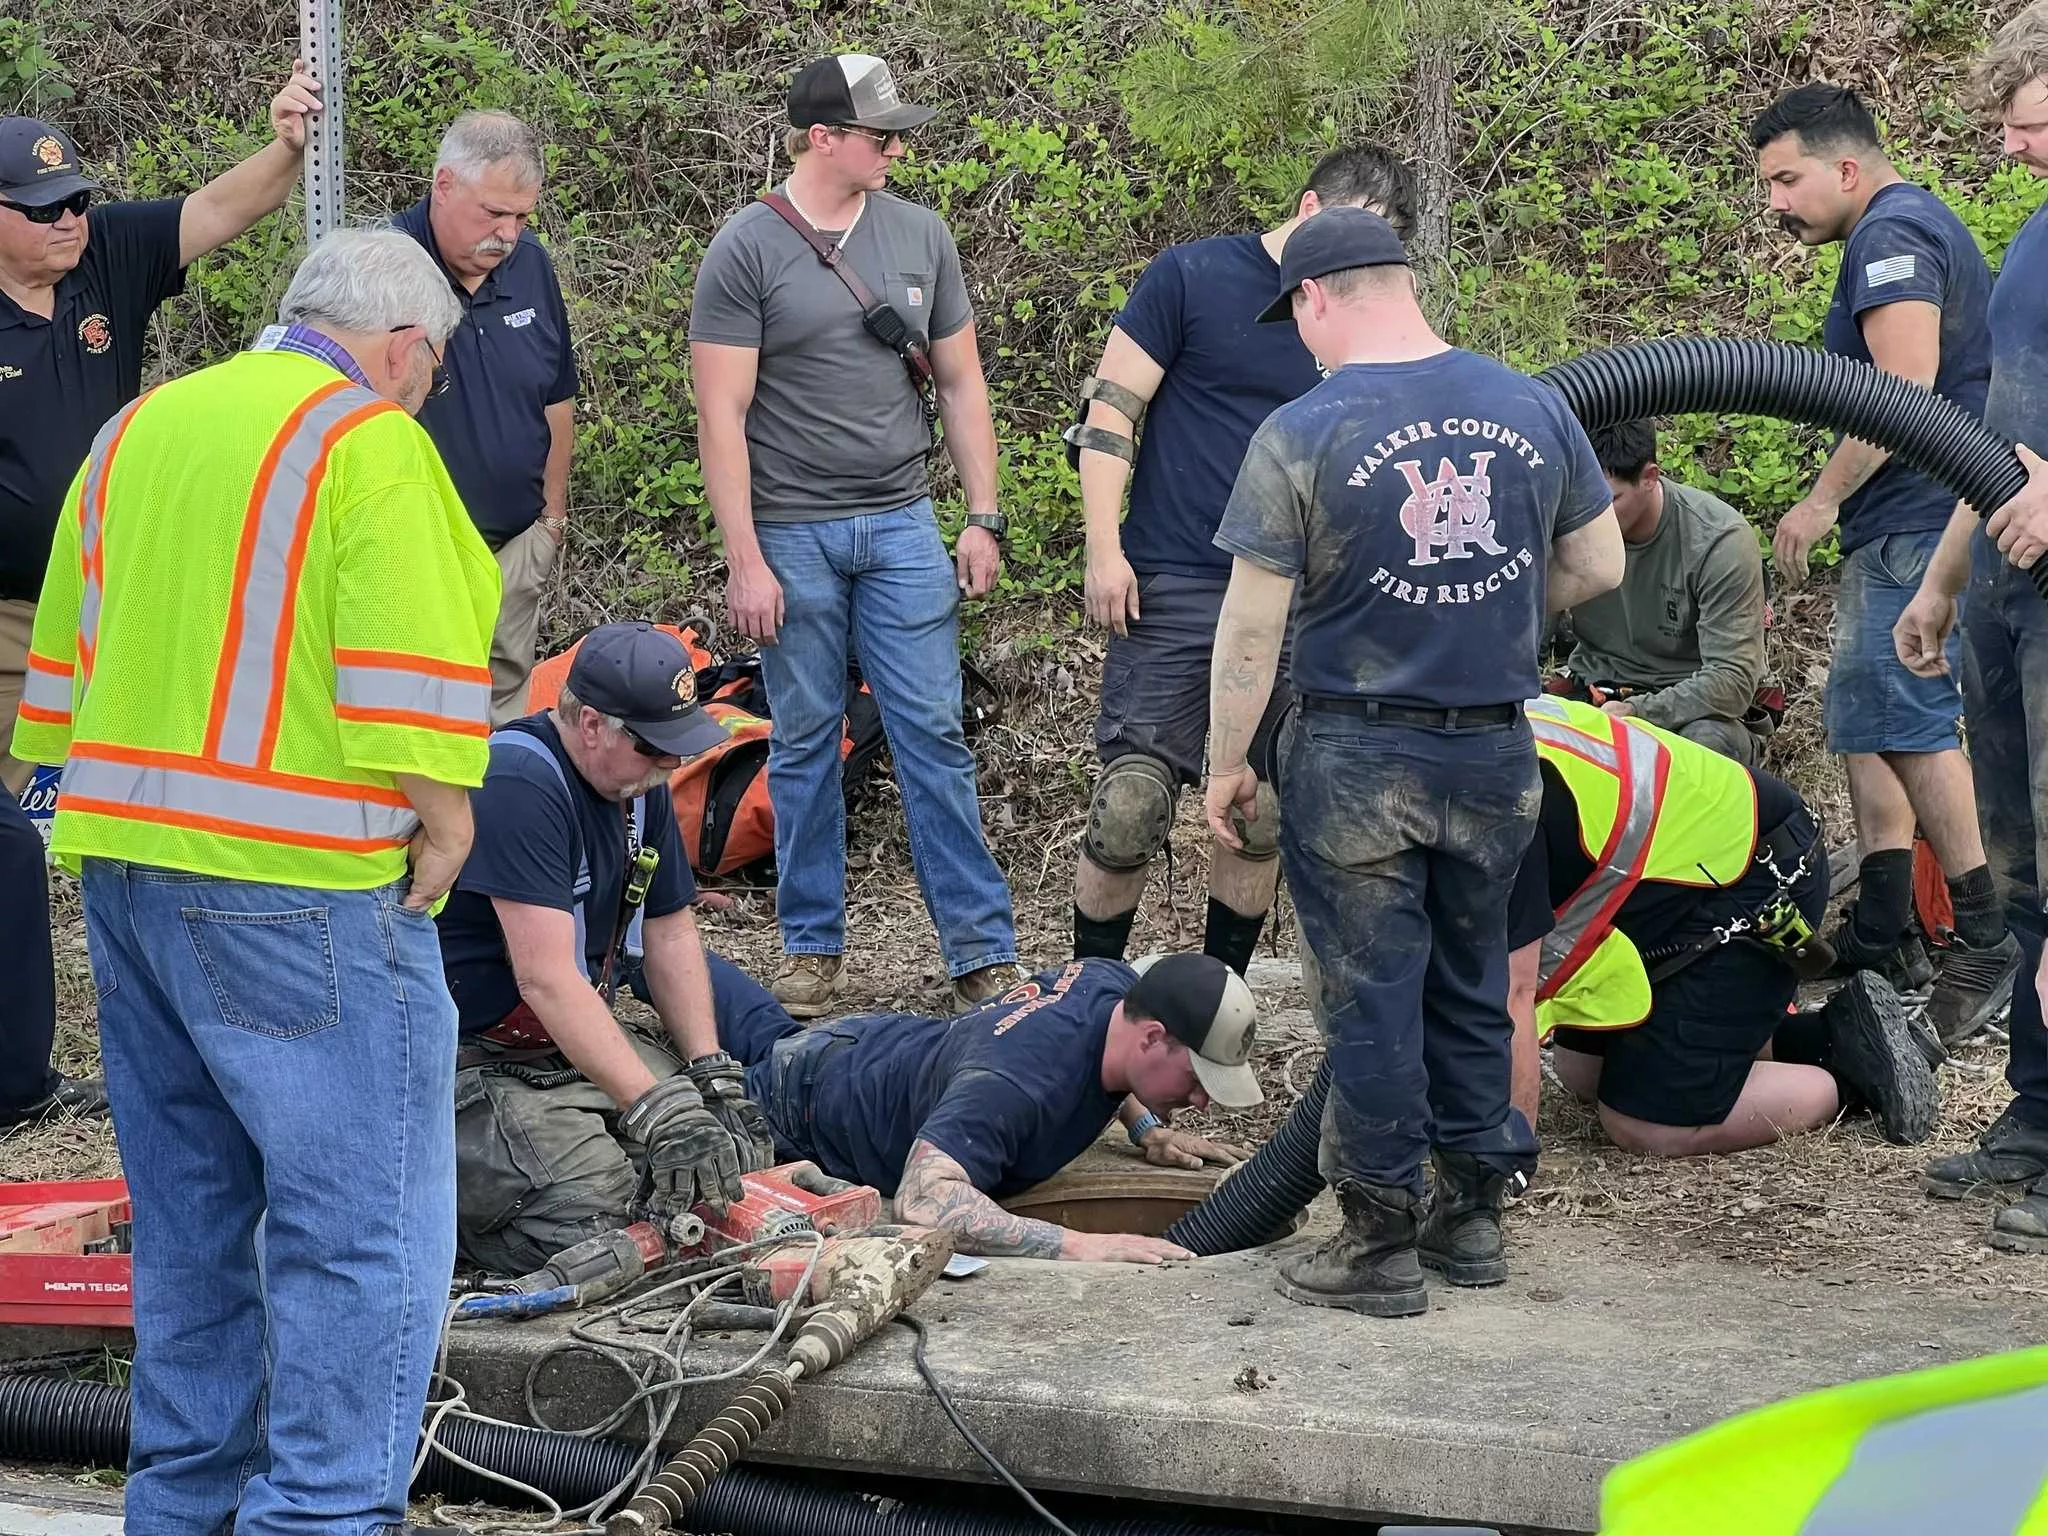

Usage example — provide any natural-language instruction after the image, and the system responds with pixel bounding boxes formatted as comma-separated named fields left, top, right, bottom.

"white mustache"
left=474, top=236, right=515, bottom=257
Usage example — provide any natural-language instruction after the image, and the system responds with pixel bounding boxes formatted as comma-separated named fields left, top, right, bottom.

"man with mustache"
left=1752, top=84, right=2016, bottom=1048
left=396, top=110, right=578, bottom=725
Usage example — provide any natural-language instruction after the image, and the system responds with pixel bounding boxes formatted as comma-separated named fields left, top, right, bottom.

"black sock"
left=1771, top=1008, right=1834, bottom=1072
left=1203, top=897, right=1267, bottom=976
left=1074, top=906, right=1137, bottom=961
left=1946, top=864, right=2005, bottom=949
left=1851, top=849, right=1915, bottom=948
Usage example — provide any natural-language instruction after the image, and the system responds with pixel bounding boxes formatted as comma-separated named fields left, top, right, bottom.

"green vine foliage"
left=20, top=0, right=2048, bottom=618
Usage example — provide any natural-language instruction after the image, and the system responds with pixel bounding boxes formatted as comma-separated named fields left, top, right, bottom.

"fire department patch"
left=78, top=314, right=112, bottom=355
left=673, top=667, right=697, bottom=706
left=33, top=136, right=67, bottom=170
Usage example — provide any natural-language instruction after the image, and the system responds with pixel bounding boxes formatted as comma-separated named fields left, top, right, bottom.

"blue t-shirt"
left=764, top=959, right=1131, bottom=1197
left=1213, top=351, right=1612, bottom=707
left=1114, top=235, right=1326, bottom=579
left=435, top=715, right=696, bottom=1035
left=1822, top=182, right=1992, bottom=552
left=393, top=199, right=579, bottom=546
left=1986, top=202, right=2048, bottom=459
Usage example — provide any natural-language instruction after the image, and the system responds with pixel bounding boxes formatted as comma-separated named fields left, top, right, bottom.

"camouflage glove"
left=687, top=1050, right=779, bottom=1174
left=621, top=1074, right=743, bottom=1214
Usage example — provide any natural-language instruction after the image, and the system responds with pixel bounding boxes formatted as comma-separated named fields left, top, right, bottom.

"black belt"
left=1299, top=696, right=1521, bottom=729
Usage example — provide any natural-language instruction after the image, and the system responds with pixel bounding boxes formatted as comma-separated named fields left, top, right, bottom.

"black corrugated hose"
left=0, top=1373, right=1264, bottom=1536
left=1163, top=336, right=2048, bottom=1259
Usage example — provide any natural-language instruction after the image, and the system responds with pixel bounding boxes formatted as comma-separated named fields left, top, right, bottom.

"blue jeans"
left=1959, top=541, right=2048, bottom=1123
left=80, top=862, right=457, bottom=1536
left=755, top=499, right=1016, bottom=977
left=1825, top=532, right=1966, bottom=753
left=1278, top=708, right=1543, bottom=1195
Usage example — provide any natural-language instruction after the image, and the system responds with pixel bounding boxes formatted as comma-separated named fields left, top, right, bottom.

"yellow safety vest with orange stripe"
left=1526, top=696, right=1760, bottom=1036
left=14, top=349, right=501, bottom=890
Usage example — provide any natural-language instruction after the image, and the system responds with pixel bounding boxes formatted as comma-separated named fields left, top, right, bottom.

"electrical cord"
left=896, top=1314, right=1078, bottom=1536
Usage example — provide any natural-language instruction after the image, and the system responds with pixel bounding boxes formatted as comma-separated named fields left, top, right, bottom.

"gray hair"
left=278, top=227, right=463, bottom=344
left=435, top=110, right=544, bottom=188
left=555, top=683, right=626, bottom=736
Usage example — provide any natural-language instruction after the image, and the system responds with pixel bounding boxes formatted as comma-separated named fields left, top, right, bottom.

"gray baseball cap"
left=788, top=55, right=938, bottom=133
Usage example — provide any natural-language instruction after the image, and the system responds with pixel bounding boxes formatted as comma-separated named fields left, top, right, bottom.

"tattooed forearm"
left=893, top=1140, right=1066, bottom=1259
left=1209, top=559, right=1294, bottom=771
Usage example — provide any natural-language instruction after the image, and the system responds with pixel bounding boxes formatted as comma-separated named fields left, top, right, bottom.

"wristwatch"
left=1127, top=1111, right=1164, bottom=1146
left=964, top=511, right=1007, bottom=541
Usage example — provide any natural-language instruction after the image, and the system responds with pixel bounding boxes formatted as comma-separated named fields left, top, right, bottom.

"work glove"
left=621, top=1075, right=744, bottom=1215
left=687, top=1050, right=779, bottom=1174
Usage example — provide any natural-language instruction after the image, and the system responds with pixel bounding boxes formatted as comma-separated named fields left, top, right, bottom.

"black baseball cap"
left=1126, top=954, right=1263, bottom=1108
left=788, top=54, right=938, bottom=133
left=566, top=622, right=729, bottom=759
left=1257, top=204, right=1410, bottom=323
left=0, top=118, right=100, bottom=208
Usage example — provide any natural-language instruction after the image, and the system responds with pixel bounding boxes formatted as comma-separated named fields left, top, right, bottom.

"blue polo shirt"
left=393, top=198, right=578, bottom=547
left=726, top=959, right=1132, bottom=1197
left=1822, top=182, right=1991, bottom=553
left=1114, top=234, right=1326, bottom=579
left=435, top=714, right=696, bottom=1035
left=0, top=198, right=185, bottom=600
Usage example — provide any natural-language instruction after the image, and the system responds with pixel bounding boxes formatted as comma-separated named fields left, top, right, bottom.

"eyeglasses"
left=391, top=326, right=452, bottom=397
left=833, top=124, right=906, bottom=149
left=1, top=191, right=92, bottom=225
left=626, top=728, right=674, bottom=761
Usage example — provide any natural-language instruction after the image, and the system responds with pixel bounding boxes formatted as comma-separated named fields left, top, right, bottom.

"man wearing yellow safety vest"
left=1503, top=696, right=1938, bottom=1160
left=1599, top=1342, right=2048, bottom=1535
left=12, top=228, right=500, bottom=1536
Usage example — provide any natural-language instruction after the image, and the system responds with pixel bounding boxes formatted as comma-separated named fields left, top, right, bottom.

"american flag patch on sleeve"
left=1865, top=254, right=1918, bottom=288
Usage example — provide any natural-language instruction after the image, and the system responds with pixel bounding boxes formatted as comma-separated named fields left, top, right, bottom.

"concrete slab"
left=440, top=1217, right=2034, bottom=1535
left=0, top=1479, right=122, bottom=1536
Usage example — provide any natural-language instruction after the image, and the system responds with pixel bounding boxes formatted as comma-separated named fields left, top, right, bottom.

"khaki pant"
left=0, top=598, right=38, bottom=798
left=453, top=1030, right=681, bottom=1277
left=490, top=522, right=559, bottom=726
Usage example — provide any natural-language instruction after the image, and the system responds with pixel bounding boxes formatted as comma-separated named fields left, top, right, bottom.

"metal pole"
left=298, top=0, right=344, bottom=244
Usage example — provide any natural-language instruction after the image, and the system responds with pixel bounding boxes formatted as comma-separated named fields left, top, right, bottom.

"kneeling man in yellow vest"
left=14, top=229, right=500, bottom=1536
left=1506, top=696, right=1938, bottom=1157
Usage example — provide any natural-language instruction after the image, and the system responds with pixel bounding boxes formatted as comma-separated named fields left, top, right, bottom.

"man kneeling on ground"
left=1505, top=695, right=1938, bottom=1155
left=711, top=949, right=1259, bottom=1262
left=1559, top=420, right=1771, bottom=766
left=435, top=622, right=778, bottom=1275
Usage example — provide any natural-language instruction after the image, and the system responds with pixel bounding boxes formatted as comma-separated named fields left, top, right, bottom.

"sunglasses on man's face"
left=627, top=728, right=676, bottom=761
left=2, top=191, right=93, bottom=225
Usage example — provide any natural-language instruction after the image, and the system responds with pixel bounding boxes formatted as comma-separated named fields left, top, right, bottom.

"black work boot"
left=1827, top=920, right=1935, bottom=993
left=1417, top=1149, right=1509, bottom=1287
left=1275, top=1181, right=1428, bottom=1317
left=1925, top=1103, right=2048, bottom=1199
left=1929, top=932, right=2023, bottom=1049
left=1824, top=971, right=1938, bottom=1145
left=1990, top=1181, right=2048, bottom=1254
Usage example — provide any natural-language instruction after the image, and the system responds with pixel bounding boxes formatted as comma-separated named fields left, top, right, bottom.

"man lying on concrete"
left=1505, top=695, right=1938, bottom=1157
left=434, top=621, right=779, bottom=1275
left=711, top=950, right=1260, bottom=1263
left=1558, top=419, right=1771, bottom=766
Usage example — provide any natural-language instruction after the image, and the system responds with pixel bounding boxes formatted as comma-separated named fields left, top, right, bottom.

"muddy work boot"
left=1824, top=971, right=1939, bottom=1145
left=1827, top=920, right=1935, bottom=993
left=1929, top=932, right=2022, bottom=1050
left=772, top=954, right=847, bottom=1020
left=1925, top=1103, right=2048, bottom=1199
left=1990, top=1182, right=2048, bottom=1254
left=1275, top=1180, right=1429, bottom=1317
left=953, top=960, right=1025, bottom=1012
left=1418, top=1150, right=1510, bottom=1287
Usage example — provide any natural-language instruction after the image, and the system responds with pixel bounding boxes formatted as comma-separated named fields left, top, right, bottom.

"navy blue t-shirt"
left=393, top=199, right=579, bottom=546
left=435, top=715, right=695, bottom=1035
left=1986, top=202, right=2048, bottom=462
left=765, top=959, right=1131, bottom=1198
left=1114, top=235, right=1325, bottom=579
left=1822, top=182, right=1991, bottom=552
left=0, top=198, right=186, bottom=600
left=1214, top=351, right=1612, bottom=706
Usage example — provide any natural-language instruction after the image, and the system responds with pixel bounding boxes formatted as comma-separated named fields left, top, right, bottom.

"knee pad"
left=1227, top=780, right=1282, bottom=863
left=1083, top=754, right=1177, bottom=872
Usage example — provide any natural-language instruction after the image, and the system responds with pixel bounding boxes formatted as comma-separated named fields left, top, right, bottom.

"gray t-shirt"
left=689, top=187, right=971, bottom=522
left=1566, top=479, right=1766, bottom=731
